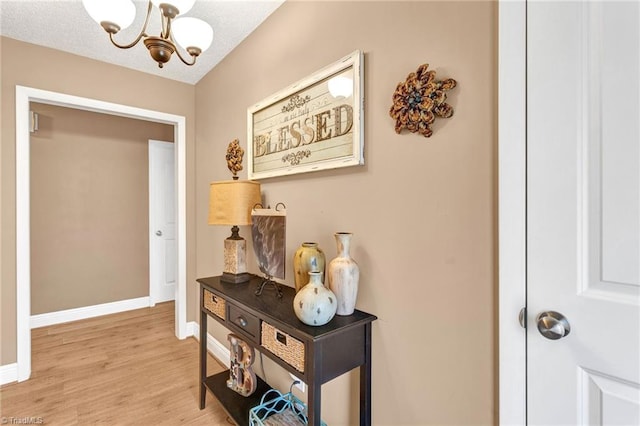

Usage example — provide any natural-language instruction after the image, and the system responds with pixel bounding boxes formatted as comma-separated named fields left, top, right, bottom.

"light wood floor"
left=0, top=302, right=233, bottom=425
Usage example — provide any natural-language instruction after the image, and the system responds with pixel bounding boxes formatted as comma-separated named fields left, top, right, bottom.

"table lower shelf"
left=203, top=370, right=273, bottom=426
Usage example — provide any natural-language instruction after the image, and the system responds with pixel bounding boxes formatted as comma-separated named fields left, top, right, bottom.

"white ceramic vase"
left=293, top=271, right=337, bottom=326
left=327, top=232, right=360, bottom=316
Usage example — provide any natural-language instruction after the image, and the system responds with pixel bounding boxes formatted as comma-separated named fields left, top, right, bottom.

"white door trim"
left=498, top=0, right=527, bottom=424
left=15, top=85, right=189, bottom=382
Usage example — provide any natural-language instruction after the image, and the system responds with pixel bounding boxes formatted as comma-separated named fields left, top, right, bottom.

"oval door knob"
left=155, top=230, right=163, bottom=236
left=536, top=311, right=571, bottom=340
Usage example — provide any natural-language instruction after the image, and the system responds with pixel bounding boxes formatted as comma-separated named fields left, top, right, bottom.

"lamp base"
left=221, top=228, right=249, bottom=284
left=221, top=272, right=251, bottom=284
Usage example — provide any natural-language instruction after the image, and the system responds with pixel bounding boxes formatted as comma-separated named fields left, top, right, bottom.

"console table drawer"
left=261, top=321, right=305, bottom=373
left=228, top=303, right=260, bottom=343
left=203, top=289, right=226, bottom=320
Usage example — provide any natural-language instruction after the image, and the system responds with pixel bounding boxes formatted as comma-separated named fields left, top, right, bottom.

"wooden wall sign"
left=247, top=50, right=364, bottom=179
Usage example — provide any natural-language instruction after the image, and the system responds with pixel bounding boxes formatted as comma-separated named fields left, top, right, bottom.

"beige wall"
left=1, top=37, right=196, bottom=364
left=1, top=0, right=498, bottom=422
left=30, top=103, right=173, bottom=314
left=195, top=1, right=497, bottom=425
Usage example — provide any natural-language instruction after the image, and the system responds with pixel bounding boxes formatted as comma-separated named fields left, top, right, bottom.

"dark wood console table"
left=198, top=275, right=377, bottom=426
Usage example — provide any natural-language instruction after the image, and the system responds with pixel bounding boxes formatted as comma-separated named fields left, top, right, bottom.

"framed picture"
left=247, top=50, right=364, bottom=180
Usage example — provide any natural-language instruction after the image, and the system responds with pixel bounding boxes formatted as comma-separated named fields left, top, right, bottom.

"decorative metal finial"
left=226, top=139, right=244, bottom=180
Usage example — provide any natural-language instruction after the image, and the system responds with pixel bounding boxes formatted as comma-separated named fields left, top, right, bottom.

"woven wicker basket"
left=261, top=322, right=305, bottom=373
left=203, top=289, right=226, bottom=320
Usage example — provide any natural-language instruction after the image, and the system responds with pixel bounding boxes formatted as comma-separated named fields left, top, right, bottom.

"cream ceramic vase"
left=327, top=232, right=360, bottom=316
left=293, top=271, right=337, bottom=326
left=293, top=242, right=325, bottom=293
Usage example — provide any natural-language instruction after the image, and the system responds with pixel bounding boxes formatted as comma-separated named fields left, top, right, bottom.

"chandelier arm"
left=108, top=0, right=154, bottom=50
left=173, top=44, right=197, bottom=66
left=169, top=32, right=199, bottom=66
left=162, top=14, right=172, bottom=39
left=108, top=32, right=147, bottom=50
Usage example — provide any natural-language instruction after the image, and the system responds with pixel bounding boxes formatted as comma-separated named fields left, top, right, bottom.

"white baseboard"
left=190, top=322, right=231, bottom=365
left=185, top=320, right=197, bottom=338
left=30, top=297, right=151, bottom=329
left=207, top=332, right=231, bottom=366
left=0, top=363, right=18, bottom=385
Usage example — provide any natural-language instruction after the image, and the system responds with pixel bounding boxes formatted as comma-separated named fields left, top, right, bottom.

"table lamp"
left=208, top=178, right=261, bottom=283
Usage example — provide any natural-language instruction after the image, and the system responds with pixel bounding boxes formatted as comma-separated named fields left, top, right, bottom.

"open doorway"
left=29, top=103, right=174, bottom=321
left=15, top=86, right=188, bottom=382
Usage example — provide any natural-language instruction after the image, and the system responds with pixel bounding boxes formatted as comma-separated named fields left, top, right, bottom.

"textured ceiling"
left=0, top=0, right=284, bottom=85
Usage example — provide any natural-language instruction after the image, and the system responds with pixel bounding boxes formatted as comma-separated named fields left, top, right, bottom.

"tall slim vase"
left=328, top=232, right=360, bottom=316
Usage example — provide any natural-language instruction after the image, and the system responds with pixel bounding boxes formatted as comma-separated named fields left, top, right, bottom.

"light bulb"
left=82, top=0, right=136, bottom=31
left=172, top=17, right=214, bottom=53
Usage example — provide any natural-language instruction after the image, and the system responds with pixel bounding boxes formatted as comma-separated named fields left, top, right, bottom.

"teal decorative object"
left=249, top=388, right=327, bottom=426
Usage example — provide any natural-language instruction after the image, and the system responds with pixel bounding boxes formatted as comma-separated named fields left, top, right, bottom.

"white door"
left=149, top=140, right=176, bottom=305
left=527, top=1, right=640, bottom=424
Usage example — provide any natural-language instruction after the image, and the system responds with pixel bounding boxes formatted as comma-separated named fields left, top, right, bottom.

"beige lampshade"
left=208, top=180, right=261, bottom=226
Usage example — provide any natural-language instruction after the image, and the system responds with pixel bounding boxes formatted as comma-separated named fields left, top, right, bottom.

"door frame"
left=15, top=85, right=188, bottom=382
left=498, top=0, right=527, bottom=424
left=148, top=139, right=176, bottom=306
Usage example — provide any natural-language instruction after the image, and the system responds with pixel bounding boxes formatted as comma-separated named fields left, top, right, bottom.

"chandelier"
left=82, top=0, right=214, bottom=68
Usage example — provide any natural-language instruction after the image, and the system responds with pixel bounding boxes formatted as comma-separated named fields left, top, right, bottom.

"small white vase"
left=293, top=271, right=337, bottom=326
left=328, top=232, right=360, bottom=316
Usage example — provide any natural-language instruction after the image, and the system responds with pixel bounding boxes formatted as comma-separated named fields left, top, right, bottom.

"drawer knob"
left=237, top=316, right=248, bottom=327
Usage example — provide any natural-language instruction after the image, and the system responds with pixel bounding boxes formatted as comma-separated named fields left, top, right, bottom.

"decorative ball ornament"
left=389, top=63, right=457, bottom=138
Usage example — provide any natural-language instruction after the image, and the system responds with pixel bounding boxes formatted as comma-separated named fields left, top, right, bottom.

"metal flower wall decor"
left=389, top=63, right=457, bottom=138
